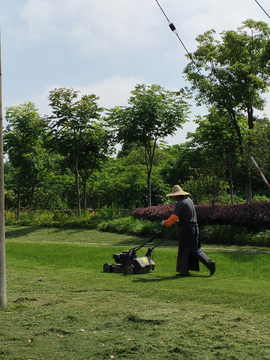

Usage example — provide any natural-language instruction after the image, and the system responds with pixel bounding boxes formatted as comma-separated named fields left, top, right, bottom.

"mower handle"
left=131, top=229, right=162, bottom=252
left=145, top=226, right=179, bottom=258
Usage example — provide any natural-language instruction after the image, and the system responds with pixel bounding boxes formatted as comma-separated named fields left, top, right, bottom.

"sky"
left=2, top=0, right=270, bottom=145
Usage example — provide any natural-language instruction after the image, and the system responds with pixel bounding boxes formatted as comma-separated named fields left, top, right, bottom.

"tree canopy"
left=4, top=17, right=270, bottom=212
left=4, top=102, right=48, bottom=219
left=109, top=84, right=190, bottom=206
left=184, top=19, right=270, bottom=202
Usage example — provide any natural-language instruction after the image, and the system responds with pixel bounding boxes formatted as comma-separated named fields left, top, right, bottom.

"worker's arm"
left=164, top=214, right=179, bottom=227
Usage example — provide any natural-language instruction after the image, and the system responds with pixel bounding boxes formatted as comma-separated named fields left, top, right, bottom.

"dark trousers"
left=176, top=224, right=213, bottom=274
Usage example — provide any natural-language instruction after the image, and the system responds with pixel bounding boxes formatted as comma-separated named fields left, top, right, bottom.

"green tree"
left=109, top=84, right=190, bottom=206
left=48, top=88, right=106, bottom=215
left=78, top=123, right=114, bottom=210
left=183, top=171, right=229, bottom=206
left=34, top=169, right=76, bottom=210
left=184, top=19, right=270, bottom=202
left=187, top=107, right=247, bottom=203
left=4, top=102, right=48, bottom=219
left=25, top=129, right=50, bottom=210
left=159, top=143, right=204, bottom=187
left=4, top=162, right=16, bottom=209
left=89, top=155, right=168, bottom=209
left=28, top=136, right=75, bottom=211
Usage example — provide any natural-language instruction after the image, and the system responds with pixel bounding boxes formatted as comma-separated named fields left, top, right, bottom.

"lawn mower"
left=103, top=227, right=177, bottom=275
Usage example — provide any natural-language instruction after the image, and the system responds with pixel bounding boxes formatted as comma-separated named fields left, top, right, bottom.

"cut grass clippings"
left=1, top=226, right=270, bottom=359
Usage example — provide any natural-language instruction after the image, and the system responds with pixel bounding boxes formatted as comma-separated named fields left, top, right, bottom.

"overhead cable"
left=155, top=0, right=194, bottom=63
left=255, top=0, right=270, bottom=19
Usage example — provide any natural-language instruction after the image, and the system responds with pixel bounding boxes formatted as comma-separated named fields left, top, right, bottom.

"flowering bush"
left=132, top=201, right=270, bottom=231
left=5, top=210, right=17, bottom=225
left=196, top=202, right=270, bottom=230
left=132, top=203, right=175, bottom=222
left=5, top=208, right=125, bottom=228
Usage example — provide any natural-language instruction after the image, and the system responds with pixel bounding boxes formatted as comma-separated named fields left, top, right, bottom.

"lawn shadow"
left=5, top=226, right=42, bottom=239
left=114, top=238, right=150, bottom=247
left=132, top=274, right=210, bottom=283
left=220, top=251, right=265, bottom=262
left=114, top=237, right=177, bottom=248
left=5, top=226, right=90, bottom=240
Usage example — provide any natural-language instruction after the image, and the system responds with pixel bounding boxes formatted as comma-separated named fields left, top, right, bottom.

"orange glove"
left=164, top=214, right=179, bottom=227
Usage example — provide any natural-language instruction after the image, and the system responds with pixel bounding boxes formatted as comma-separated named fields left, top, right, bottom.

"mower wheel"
left=103, top=263, right=112, bottom=273
left=125, top=264, right=134, bottom=275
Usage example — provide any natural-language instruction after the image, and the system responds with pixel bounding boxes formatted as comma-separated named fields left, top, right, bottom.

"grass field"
left=1, top=226, right=270, bottom=359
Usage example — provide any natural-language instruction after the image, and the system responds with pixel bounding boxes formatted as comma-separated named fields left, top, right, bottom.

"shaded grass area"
left=2, top=226, right=270, bottom=359
left=6, top=209, right=270, bottom=247
left=5, top=225, right=179, bottom=248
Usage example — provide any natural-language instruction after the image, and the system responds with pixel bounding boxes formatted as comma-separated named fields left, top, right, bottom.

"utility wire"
left=155, top=0, right=170, bottom=23
left=155, top=0, right=194, bottom=64
left=255, top=0, right=270, bottom=19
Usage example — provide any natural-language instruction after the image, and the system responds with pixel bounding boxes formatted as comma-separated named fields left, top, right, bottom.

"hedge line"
left=132, top=201, right=270, bottom=231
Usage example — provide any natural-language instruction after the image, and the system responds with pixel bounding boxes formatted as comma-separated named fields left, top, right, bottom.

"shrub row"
left=97, top=217, right=161, bottom=236
left=199, top=225, right=270, bottom=247
left=132, top=201, right=270, bottom=231
left=98, top=217, right=270, bottom=247
left=5, top=205, right=270, bottom=246
left=132, top=203, right=175, bottom=222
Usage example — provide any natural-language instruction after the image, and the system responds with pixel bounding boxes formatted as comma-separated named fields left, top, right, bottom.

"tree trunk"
left=83, top=181, right=87, bottom=211
left=75, top=169, right=81, bottom=216
left=147, top=170, right=151, bottom=207
left=143, top=141, right=156, bottom=208
left=244, top=165, right=253, bottom=203
left=229, top=173, right=234, bottom=204
left=16, top=191, right=21, bottom=221
left=247, top=107, right=254, bottom=130
left=16, top=172, right=24, bottom=221
left=245, top=106, right=254, bottom=202
left=228, top=151, right=234, bottom=204
left=74, top=148, right=81, bottom=216
left=30, top=173, right=38, bottom=210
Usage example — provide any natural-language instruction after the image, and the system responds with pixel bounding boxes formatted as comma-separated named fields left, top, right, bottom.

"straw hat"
left=166, top=185, right=190, bottom=197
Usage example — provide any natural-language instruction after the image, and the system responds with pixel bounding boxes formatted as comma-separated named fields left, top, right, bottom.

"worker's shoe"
left=176, top=272, right=190, bottom=277
left=207, top=261, right=216, bottom=276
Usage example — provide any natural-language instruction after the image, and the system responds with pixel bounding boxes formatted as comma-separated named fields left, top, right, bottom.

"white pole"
left=0, top=8, right=6, bottom=308
left=250, top=156, right=270, bottom=191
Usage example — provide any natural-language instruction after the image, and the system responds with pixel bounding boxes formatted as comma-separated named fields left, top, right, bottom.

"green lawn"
left=1, top=226, right=270, bottom=359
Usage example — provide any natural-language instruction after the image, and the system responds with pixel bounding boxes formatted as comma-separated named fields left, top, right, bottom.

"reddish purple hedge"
left=132, top=203, right=175, bottom=222
left=132, top=201, right=270, bottom=230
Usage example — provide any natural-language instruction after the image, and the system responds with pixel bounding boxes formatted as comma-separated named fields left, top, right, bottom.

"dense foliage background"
left=4, top=19, right=270, bottom=220
left=4, top=138, right=270, bottom=212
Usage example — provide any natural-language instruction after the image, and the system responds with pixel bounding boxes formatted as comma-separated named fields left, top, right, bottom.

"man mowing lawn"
left=161, top=185, right=216, bottom=277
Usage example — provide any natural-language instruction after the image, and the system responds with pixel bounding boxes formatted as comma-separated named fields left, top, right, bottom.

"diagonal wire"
left=155, top=0, right=171, bottom=23
left=255, top=0, right=270, bottom=19
left=155, top=0, right=195, bottom=64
